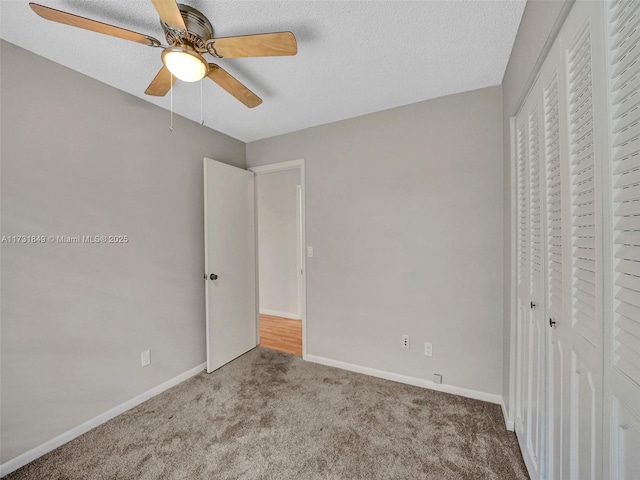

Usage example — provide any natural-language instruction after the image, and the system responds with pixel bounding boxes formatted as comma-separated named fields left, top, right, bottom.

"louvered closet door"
left=561, top=2, right=605, bottom=478
left=513, top=2, right=639, bottom=478
left=541, top=38, right=572, bottom=480
left=529, top=94, right=546, bottom=479
left=515, top=89, right=547, bottom=480
left=515, top=115, right=531, bottom=443
left=604, top=0, right=640, bottom=478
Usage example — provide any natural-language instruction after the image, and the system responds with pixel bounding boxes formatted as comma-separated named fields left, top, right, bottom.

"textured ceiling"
left=0, top=1, right=525, bottom=142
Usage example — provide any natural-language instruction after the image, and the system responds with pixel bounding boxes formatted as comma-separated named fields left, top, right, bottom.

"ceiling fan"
left=29, top=0, right=299, bottom=108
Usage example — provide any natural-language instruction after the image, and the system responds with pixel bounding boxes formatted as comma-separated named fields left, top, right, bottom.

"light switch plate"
left=141, top=350, right=151, bottom=367
left=307, top=246, right=313, bottom=257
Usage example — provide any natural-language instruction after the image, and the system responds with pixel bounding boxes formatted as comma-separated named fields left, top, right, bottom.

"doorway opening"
left=250, top=160, right=306, bottom=357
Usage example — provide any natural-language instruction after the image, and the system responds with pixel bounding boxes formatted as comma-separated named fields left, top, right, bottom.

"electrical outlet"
left=424, top=342, right=433, bottom=357
left=141, top=350, right=151, bottom=367
left=402, top=335, right=410, bottom=348
left=307, top=246, right=313, bottom=257
left=434, top=373, right=442, bottom=384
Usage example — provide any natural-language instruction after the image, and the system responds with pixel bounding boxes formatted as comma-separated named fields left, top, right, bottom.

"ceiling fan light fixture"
left=161, top=46, right=209, bottom=82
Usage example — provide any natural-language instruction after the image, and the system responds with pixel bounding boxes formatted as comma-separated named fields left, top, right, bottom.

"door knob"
left=549, top=318, right=556, bottom=328
left=530, top=302, right=536, bottom=309
left=210, top=273, right=218, bottom=280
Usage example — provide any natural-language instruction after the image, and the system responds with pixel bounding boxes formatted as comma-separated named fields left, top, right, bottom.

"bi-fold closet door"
left=514, top=1, right=640, bottom=478
left=603, top=0, right=640, bottom=478
left=515, top=78, right=547, bottom=480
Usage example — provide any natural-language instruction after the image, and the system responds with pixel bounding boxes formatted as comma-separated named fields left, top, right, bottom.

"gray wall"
left=0, top=41, right=245, bottom=463
left=257, top=170, right=301, bottom=317
left=501, top=0, right=572, bottom=411
left=247, top=86, right=504, bottom=395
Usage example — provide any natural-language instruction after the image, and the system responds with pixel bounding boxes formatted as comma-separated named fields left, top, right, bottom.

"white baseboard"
left=304, top=354, right=503, bottom=405
left=259, top=308, right=301, bottom=320
left=501, top=399, right=515, bottom=431
left=0, top=362, right=206, bottom=477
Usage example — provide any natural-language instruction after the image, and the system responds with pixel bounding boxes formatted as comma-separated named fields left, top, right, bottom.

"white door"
left=562, top=3, right=605, bottom=478
left=527, top=94, right=546, bottom=479
left=204, top=157, right=257, bottom=373
left=515, top=114, right=530, bottom=445
left=541, top=38, right=571, bottom=479
left=514, top=1, right=640, bottom=478
left=515, top=88, right=547, bottom=480
left=603, top=0, right=640, bottom=478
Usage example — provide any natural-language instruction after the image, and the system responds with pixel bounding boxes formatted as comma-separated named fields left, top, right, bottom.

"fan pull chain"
left=169, top=74, right=174, bottom=132
left=200, top=78, right=204, bottom=126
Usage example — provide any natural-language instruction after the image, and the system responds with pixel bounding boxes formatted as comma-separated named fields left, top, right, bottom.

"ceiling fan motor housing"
left=161, top=4, right=214, bottom=51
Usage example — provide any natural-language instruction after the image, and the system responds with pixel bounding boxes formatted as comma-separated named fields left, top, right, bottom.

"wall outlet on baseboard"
left=141, top=350, right=151, bottom=367
left=402, top=335, right=410, bottom=348
left=424, top=342, right=433, bottom=357
left=433, top=373, right=442, bottom=384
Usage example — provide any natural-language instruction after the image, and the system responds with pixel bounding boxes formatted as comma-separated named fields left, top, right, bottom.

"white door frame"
left=249, top=159, right=307, bottom=358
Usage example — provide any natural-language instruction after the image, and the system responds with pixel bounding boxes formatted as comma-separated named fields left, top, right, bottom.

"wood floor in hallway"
left=259, top=314, right=302, bottom=356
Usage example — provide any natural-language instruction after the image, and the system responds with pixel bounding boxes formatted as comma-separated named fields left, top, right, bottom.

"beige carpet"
left=5, top=348, right=528, bottom=479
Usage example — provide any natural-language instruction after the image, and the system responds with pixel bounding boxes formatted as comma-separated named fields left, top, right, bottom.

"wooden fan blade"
left=151, top=0, right=186, bottom=30
left=29, top=3, right=160, bottom=46
left=207, top=64, right=262, bottom=108
left=210, top=32, right=297, bottom=58
left=145, top=66, right=177, bottom=96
